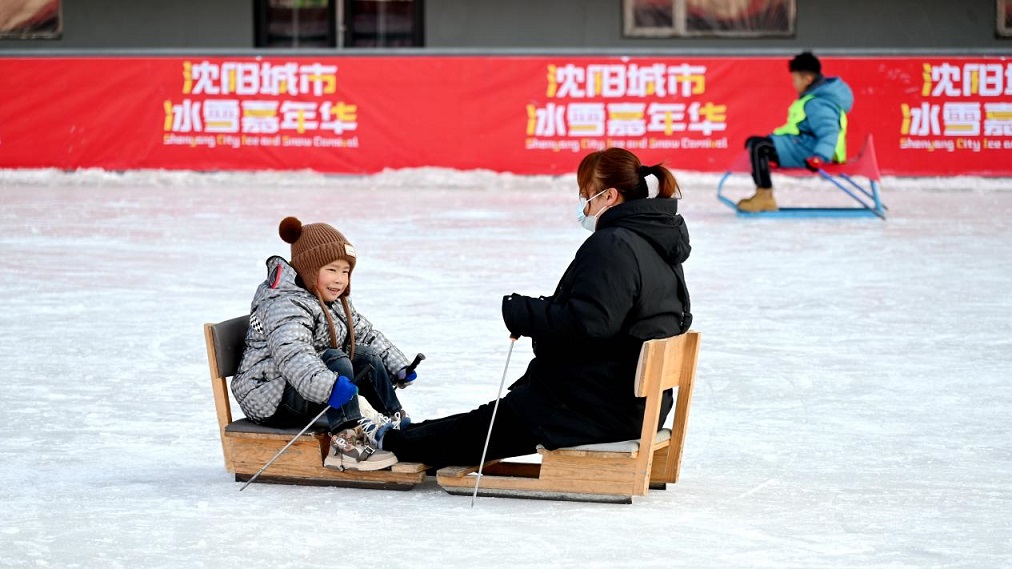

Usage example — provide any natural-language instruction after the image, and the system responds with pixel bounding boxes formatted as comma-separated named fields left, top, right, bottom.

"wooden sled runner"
left=204, top=315, right=426, bottom=489
left=717, top=134, right=887, bottom=219
left=436, top=331, right=701, bottom=504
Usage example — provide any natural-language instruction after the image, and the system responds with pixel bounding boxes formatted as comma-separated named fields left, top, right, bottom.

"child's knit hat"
left=788, top=51, right=821, bottom=75
left=279, top=216, right=357, bottom=296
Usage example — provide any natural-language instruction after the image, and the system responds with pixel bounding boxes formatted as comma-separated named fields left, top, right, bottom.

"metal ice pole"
left=471, top=337, right=517, bottom=507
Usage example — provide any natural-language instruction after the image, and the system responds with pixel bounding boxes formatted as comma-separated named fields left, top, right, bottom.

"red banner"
left=0, top=55, right=1010, bottom=176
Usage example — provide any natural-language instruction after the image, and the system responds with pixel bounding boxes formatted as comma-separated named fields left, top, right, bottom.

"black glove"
left=502, top=293, right=526, bottom=339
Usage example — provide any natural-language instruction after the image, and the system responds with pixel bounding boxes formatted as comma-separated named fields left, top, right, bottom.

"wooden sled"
left=717, top=134, right=887, bottom=219
left=436, top=331, right=701, bottom=504
left=204, top=315, right=426, bottom=489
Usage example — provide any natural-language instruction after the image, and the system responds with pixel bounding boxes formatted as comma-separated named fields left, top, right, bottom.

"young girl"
left=232, top=217, right=417, bottom=471
left=379, top=147, right=692, bottom=468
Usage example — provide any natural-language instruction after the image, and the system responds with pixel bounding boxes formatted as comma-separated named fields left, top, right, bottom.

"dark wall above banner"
left=0, top=0, right=1006, bottom=50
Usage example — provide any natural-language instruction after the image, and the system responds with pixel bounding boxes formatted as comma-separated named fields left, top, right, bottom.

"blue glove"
left=328, top=375, right=358, bottom=408
left=394, top=367, right=417, bottom=389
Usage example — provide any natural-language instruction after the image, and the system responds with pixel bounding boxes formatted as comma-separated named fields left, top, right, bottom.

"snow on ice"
left=0, top=167, right=1010, bottom=568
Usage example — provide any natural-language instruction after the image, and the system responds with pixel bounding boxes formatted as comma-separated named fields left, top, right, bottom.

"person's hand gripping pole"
left=395, top=353, right=425, bottom=389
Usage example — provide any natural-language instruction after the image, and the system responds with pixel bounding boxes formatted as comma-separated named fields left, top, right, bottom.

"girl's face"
left=315, top=259, right=351, bottom=302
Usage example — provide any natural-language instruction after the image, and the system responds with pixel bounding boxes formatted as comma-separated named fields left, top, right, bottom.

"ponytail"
left=639, top=163, right=681, bottom=199
left=578, top=148, right=682, bottom=201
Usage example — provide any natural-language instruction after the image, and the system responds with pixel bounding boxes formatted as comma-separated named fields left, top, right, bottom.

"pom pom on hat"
left=279, top=216, right=303, bottom=244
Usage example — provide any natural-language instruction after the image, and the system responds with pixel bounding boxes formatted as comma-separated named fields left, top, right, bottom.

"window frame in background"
left=623, top=0, right=796, bottom=38
left=0, top=0, right=62, bottom=40
left=999, top=0, right=1012, bottom=37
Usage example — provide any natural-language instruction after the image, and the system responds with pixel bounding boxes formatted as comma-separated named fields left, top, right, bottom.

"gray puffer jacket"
left=231, top=256, right=409, bottom=422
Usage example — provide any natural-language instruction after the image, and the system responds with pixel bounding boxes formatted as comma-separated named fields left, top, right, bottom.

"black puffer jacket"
left=501, top=197, right=691, bottom=449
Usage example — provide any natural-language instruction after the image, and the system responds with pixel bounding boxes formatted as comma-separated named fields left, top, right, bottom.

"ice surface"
left=1, top=167, right=1010, bottom=568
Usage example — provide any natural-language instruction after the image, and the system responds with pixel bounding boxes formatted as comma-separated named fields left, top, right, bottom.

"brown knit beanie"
left=279, top=216, right=357, bottom=296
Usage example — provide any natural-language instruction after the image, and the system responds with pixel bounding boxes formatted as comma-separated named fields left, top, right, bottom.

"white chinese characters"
left=165, top=61, right=357, bottom=138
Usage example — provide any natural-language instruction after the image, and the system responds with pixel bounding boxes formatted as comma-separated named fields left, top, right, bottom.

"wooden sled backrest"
left=203, top=315, right=250, bottom=435
left=633, top=331, right=701, bottom=490
left=633, top=331, right=700, bottom=397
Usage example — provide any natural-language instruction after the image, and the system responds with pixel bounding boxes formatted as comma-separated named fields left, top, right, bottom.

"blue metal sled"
left=717, top=135, right=887, bottom=220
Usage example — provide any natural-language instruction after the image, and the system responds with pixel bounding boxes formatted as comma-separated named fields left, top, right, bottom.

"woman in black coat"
left=380, top=147, right=692, bottom=468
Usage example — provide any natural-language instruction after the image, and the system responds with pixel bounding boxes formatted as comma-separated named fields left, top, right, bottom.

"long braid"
left=340, top=297, right=356, bottom=360
left=315, top=293, right=356, bottom=359
left=316, top=293, right=339, bottom=349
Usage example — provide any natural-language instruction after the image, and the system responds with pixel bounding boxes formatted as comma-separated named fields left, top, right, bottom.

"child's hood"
left=263, top=255, right=302, bottom=293
left=809, top=77, right=854, bottom=113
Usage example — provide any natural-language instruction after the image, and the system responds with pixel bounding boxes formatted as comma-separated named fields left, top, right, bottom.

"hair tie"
left=637, top=165, right=652, bottom=178
left=634, top=165, right=650, bottom=197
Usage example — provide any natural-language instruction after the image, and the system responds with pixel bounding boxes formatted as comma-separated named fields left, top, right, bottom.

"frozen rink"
left=1, top=167, right=1010, bottom=569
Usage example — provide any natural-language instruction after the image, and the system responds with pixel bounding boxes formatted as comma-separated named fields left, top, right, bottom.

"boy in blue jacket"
left=738, top=52, right=854, bottom=212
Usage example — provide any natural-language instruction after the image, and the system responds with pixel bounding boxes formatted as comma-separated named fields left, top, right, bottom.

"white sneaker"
left=324, top=427, right=398, bottom=471
left=390, top=409, right=411, bottom=429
